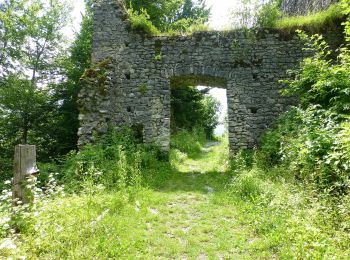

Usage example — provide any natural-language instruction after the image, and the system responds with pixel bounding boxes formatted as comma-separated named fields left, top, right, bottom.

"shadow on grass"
left=143, top=163, right=233, bottom=195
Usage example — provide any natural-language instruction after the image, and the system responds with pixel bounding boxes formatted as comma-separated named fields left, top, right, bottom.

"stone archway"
left=78, top=0, right=307, bottom=152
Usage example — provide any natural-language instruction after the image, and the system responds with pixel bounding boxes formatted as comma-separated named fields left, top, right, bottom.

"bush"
left=260, top=106, right=350, bottom=191
left=256, top=0, right=281, bottom=28
left=58, top=128, right=161, bottom=191
left=259, top=19, right=350, bottom=192
left=282, top=32, right=350, bottom=115
left=227, top=169, right=264, bottom=200
left=127, top=8, right=160, bottom=36
left=170, top=128, right=206, bottom=157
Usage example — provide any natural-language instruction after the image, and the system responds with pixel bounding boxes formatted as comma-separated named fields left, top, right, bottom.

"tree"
left=171, top=86, right=220, bottom=139
left=231, top=0, right=281, bottom=29
left=0, top=0, right=71, bottom=165
left=0, top=0, right=28, bottom=80
left=127, top=0, right=210, bottom=32
left=180, top=0, right=210, bottom=21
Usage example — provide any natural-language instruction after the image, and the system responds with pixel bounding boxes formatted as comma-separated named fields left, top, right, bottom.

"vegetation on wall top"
left=275, top=3, right=344, bottom=32
left=124, top=0, right=210, bottom=35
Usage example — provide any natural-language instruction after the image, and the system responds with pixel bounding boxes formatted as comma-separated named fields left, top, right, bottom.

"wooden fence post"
left=12, top=145, right=39, bottom=204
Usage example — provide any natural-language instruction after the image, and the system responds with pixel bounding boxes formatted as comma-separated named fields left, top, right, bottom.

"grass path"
left=106, top=141, right=265, bottom=259
left=110, top=141, right=259, bottom=259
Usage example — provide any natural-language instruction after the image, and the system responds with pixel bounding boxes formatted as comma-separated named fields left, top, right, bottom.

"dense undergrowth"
left=259, top=27, right=350, bottom=193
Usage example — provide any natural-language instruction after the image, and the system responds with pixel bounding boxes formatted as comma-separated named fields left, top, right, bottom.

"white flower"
left=94, top=171, right=103, bottom=176
left=0, top=217, right=11, bottom=225
left=3, top=224, right=10, bottom=230
left=4, top=180, right=11, bottom=185
left=0, top=239, right=17, bottom=250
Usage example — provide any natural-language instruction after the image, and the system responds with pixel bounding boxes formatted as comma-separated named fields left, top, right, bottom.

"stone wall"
left=78, top=0, right=309, bottom=152
left=281, top=0, right=339, bottom=16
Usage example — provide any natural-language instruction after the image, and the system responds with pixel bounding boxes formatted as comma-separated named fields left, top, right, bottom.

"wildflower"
left=0, top=217, right=11, bottom=225
left=0, top=238, right=17, bottom=250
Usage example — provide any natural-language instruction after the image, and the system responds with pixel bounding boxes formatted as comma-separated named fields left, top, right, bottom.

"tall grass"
left=275, top=3, right=344, bottom=32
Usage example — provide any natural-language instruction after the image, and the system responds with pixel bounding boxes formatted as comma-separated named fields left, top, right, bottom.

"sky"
left=206, top=0, right=241, bottom=29
left=69, top=0, right=237, bottom=135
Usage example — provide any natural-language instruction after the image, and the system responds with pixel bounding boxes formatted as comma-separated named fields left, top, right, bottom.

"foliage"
left=260, top=107, right=350, bottom=190
left=259, top=15, right=350, bottom=192
left=127, top=8, right=160, bottom=35
left=57, top=128, right=160, bottom=191
left=2, top=131, right=350, bottom=258
left=283, top=31, right=350, bottom=114
left=53, top=0, right=94, bottom=155
left=0, top=0, right=27, bottom=79
left=126, top=0, right=210, bottom=34
left=170, top=128, right=206, bottom=156
left=171, top=86, right=220, bottom=139
left=0, top=128, right=159, bottom=256
left=0, top=173, right=64, bottom=257
left=255, top=0, right=282, bottom=28
left=0, top=75, right=57, bottom=160
left=0, top=0, right=71, bottom=178
left=231, top=0, right=282, bottom=29
left=224, top=162, right=350, bottom=259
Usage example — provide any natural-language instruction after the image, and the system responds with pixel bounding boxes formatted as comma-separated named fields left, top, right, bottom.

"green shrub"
left=230, top=149, right=255, bottom=174
left=256, top=0, right=281, bottom=28
left=282, top=31, right=350, bottom=115
left=260, top=106, right=349, bottom=191
left=58, top=128, right=160, bottom=191
left=170, top=128, right=206, bottom=157
left=227, top=169, right=264, bottom=200
left=127, top=8, right=160, bottom=36
left=258, top=108, right=302, bottom=168
left=166, top=18, right=209, bottom=34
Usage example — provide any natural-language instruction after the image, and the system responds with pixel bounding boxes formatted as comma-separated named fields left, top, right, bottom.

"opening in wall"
left=131, top=124, right=144, bottom=143
left=169, top=75, right=229, bottom=172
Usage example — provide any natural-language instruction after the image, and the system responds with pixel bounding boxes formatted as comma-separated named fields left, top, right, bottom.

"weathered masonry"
left=78, top=0, right=307, bottom=152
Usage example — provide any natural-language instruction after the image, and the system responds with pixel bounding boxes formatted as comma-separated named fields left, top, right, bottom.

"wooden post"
left=13, top=145, right=39, bottom=204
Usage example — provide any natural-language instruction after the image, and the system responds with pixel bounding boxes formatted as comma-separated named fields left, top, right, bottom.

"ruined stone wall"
left=281, top=0, right=339, bottom=16
left=78, top=0, right=309, bottom=152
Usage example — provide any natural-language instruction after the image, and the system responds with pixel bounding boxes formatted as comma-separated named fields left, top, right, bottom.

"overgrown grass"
left=221, top=163, right=350, bottom=258
left=275, top=3, right=344, bottom=32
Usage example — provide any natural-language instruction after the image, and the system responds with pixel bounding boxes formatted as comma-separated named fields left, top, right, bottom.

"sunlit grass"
left=275, top=4, right=344, bottom=32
